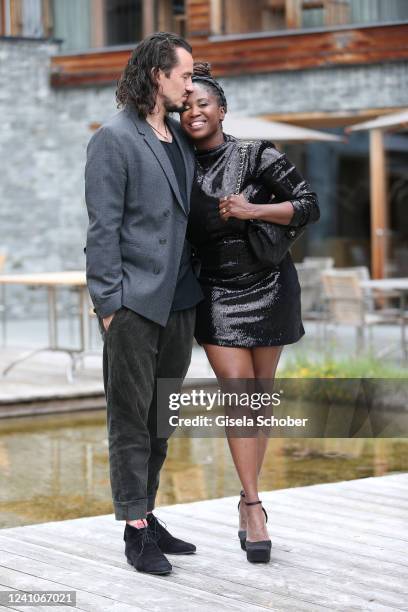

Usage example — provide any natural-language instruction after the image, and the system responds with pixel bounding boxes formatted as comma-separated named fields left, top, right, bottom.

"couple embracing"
left=85, top=32, right=319, bottom=575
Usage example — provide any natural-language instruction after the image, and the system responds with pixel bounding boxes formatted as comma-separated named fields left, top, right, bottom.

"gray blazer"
left=85, top=105, right=198, bottom=326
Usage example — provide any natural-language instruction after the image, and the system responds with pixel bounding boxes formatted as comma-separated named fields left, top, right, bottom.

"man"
left=85, top=32, right=203, bottom=576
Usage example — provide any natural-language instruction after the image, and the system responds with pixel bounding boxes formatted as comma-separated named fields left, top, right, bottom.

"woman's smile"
left=189, top=119, right=207, bottom=130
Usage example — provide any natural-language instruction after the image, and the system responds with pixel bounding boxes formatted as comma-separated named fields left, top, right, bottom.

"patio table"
left=0, top=271, right=93, bottom=381
left=360, top=278, right=408, bottom=360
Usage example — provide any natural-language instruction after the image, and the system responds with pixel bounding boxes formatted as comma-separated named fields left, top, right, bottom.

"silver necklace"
left=147, top=120, right=171, bottom=142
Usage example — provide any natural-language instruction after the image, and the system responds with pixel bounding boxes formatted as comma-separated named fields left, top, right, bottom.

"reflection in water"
left=0, top=410, right=407, bottom=528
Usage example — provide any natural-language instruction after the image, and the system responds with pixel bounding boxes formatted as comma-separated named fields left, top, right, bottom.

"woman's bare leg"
left=203, top=344, right=268, bottom=542
left=252, top=346, right=284, bottom=474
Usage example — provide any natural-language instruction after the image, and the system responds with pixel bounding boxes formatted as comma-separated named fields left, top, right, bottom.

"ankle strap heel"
left=243, top=500, right=271, bottom=563
left=237, top=490, right=247, bottom=551
left=244, top=499, right=268, bottom=523
left=237, top=489, right=245, bottom=511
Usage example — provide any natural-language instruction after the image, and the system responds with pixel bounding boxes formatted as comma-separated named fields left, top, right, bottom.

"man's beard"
left=163, top=96, right=187, bottom=113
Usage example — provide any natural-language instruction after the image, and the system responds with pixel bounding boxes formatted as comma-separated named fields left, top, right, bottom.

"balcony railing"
left=213, top=0, right=408, bottom=36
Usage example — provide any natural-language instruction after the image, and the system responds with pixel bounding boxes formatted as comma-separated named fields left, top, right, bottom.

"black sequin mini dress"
left=187, top=135, right=320, bottom=348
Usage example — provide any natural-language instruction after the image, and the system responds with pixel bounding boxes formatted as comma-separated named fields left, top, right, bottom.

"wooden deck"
left=0, top=474, right=407, bottom=611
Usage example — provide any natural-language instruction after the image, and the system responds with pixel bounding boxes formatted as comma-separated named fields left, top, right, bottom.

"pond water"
left=0, top=409, right=407, bottom=529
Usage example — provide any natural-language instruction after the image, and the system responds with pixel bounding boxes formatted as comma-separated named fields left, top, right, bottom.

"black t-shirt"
left=161, top=138, right=202, bottom=312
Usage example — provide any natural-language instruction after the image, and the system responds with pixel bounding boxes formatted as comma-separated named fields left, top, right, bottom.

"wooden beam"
left=143, top=0, right=155, bottom=37
left=9, top=0, right=22, bottom=36
left=285, top=0, right=302, bottom=29
left=41, top=0, right=53, bottom=38
left=157, top=0, right=172, bottom=32
left=261, top=107, right=408, bottom=128
left=210, top=0, right=223, bottom=35
left=0, top=0, right=5, bottom=36
left=50, top=23, right=408, bottom=87
left=369, top=129, right=388, bottom=279
left=90, top=0, right=105, bottom=48
left=2, top=0, right=11, bottom=35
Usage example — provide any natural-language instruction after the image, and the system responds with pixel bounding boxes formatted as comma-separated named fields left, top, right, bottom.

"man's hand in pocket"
left=103, top=312, right=116, bottom=331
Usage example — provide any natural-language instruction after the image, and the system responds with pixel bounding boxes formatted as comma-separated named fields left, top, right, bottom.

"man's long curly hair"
left=116, top=32, right=192, bottom=117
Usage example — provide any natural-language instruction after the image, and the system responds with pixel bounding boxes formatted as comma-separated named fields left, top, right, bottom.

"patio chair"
left=296, top=257, right=334, bottom=333
left=321, top=268, right=405, bottom=356
left=295, top=261, right=332, bottom=348
left=303, top=256, right=334, bottom=270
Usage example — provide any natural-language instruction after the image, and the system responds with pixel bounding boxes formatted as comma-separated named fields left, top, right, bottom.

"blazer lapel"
left=125, top=106, right=187, bottom=215
left=169, top=121, right=193, bottom=214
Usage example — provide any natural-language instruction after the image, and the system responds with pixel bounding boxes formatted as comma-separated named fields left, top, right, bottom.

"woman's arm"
left=219, top=143, right=319, bottom=226
left=219, top=196, right=295, bottom=224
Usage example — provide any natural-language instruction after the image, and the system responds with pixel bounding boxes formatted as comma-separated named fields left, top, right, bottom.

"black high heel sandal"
left=238, top=492, right=269, bottom=552
left=237, top=490, right=247, bottom=551
left=244, top=499, right=271, bottom=563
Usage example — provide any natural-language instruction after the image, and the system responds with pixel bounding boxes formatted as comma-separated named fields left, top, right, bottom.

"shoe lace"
left=149, top=514, right=168, bottom=540
left=135, top=526, right=156, bottom=558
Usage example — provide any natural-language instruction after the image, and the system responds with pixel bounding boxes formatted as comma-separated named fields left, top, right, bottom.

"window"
left=105, top=0, right=142, bottom=46
left=1, top=1, right=187, bottom=51
left=157, top=0, right=186, bottom=37
left=0, top=0, right=52, bottom=37
left=52, top=0, right=91, bottom=51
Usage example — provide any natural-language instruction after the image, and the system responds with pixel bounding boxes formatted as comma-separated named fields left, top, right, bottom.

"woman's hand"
left=219, top=194, right=255, bottom=221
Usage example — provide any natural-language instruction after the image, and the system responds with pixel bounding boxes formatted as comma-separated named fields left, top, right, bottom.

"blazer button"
left=159, top=238, right=167, bottom=245
left=154, top=267, right=161, bottom=275
left=163, top=210, right=170, bottom=217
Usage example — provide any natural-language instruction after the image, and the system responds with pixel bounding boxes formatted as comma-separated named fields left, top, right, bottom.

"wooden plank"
left=0, top=0, right=5, bottom=37
left=0, top=530, right=403, bottom=611
left=0, top=536, right=330, bottom=612
left=1, top=476, right=407, bottom=610
left=164, top=490, right=408, bottom=544
left=8, top=515, right=408, bottom=590
left=51, top=22, right=408, bottom=86
left=41, top=0, right=53, bottom=38
left=330, top=479, right=408, bottom=501
left=0, top=568, right=141, bottom=612
left=0, top=549, right=272, bottom=611
left=90, top=0, right=105, bottom=48
left=210, top=0, right=223, bottom=35
left=261, top=106, right=408, bottom=128
left=187, top=0, right=211, bottom=35
left=160, top=499, right=408, bottom=554
left=9, top=0, right=21, bottom=36
left=270, top=488, right=408, bottom=520
left=285, top=0, right=302, bottom=29
left=143, top=0, right=155, bottom=37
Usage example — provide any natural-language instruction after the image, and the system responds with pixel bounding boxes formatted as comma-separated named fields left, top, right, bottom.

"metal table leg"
left=48, top=286, right=58, bottom=349
left=1, top=284, right=6, bottom=347
left=401, top=292, right=407, bottom=361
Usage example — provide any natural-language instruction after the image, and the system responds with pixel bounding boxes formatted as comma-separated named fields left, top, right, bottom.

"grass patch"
left=279, top=353, right=408, bottom=378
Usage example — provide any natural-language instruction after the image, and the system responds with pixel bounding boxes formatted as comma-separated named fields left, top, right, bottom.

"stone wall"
left=219, top=61, right=408, bottom=115
left=0, top=39, right=116, bottom=317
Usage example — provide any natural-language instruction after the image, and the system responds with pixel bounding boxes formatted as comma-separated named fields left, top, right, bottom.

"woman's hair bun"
left=193, top=62, right=212, bottom=77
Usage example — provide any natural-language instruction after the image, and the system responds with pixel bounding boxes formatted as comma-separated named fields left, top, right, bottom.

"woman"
left=180, top=63, right=320, bottom=563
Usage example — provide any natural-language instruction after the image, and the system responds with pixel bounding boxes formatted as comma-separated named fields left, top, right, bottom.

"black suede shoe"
left=124, top=524, right=172, bottom=575
left=147, top=513, right=196, bottom=555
